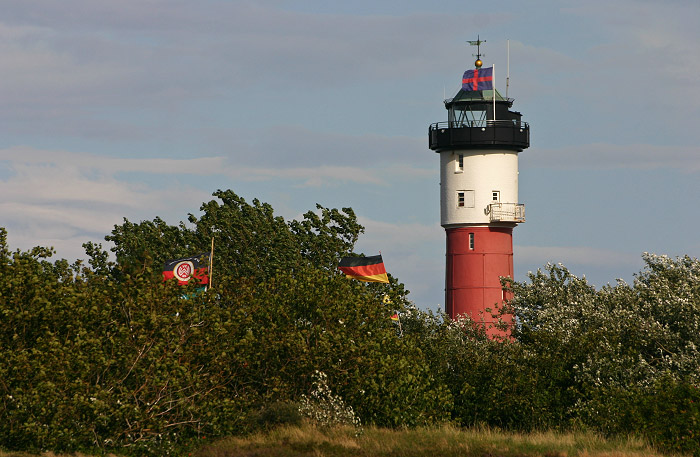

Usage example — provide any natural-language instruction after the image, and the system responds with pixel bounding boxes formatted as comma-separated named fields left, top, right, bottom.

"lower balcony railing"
left=488, top=203, right=525, bottom=223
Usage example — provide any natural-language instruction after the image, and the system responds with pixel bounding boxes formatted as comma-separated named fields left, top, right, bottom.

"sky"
left=1, top=0, right=699, bottom=310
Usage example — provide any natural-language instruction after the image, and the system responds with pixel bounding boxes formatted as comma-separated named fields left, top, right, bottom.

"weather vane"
left=466, top=36, right=485, bottom=68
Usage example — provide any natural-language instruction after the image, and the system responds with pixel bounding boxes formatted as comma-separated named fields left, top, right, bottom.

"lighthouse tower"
left=428, top=41, right=529, bottom=335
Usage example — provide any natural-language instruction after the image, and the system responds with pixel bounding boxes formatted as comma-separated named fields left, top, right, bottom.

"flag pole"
left=492, top=64, right=496, bottom=122
left=208, top=236, right=214, bottom=290
left=506, top=40, right=510, bottom=99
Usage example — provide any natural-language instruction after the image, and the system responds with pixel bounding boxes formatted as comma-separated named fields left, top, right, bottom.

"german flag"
left=163, top=254, right=210, bottom=286
left=338, top=255, right=389, bottom=283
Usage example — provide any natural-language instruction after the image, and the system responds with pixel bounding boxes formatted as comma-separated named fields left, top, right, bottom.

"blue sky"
left=1, top=0, right=698, bottom=310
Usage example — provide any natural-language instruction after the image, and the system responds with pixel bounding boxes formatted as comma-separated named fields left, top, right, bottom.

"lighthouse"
left=428, top=40, right=529, bottom=336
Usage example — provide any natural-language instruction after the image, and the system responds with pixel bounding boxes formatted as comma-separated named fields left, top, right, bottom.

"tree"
left=106, top=189, right=365, bottom=283
left=0, top=190, right=452, bottom=455
left=505, top=256, right=700, bottom=452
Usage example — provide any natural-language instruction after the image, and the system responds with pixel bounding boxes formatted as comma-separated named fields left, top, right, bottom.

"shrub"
left=298, top=371, right=361, bottom=430
left=254, top=401, right=303, bottom=430
left=580, top=376, right=700, bottom=456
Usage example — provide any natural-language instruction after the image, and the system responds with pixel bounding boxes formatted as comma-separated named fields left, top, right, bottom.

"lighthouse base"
left=445, top=226, right=514, bottom=337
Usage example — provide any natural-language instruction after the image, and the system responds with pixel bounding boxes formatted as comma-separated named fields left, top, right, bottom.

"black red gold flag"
left=338, top=255, right=389, bottom=283
left=163, top=254, right=210, bottom=286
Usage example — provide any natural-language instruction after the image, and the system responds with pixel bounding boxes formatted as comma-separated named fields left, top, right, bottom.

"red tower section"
left=445, top=227, right=514, bottom=336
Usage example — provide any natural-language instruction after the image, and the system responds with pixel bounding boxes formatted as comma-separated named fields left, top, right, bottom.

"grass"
left=0, top=454, right=121, bottom=457
left=0, top=425, right=678, bottom=457
left=192, top=423, right=672, bottom=457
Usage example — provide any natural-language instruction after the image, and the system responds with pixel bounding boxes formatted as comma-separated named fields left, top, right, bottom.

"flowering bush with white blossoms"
left=510, top=254, right=700, bottom=390
left=298, top=371, right=361, bottom=430
left=505, top=254, right=700, bottom=454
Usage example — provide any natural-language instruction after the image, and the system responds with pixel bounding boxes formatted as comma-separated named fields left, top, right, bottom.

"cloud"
left=356, top=217, right=443, bottom=252
left=0, top=146, right=227, bottom=176
left=227, top=165, right=386, bottom=187
left=0, top=143, right=435, bottom=261
left=561, top=0, right=700, bottom=108
left=515, top=244, right=641, bottom=270
left=221, top=125, right=429, bottom=168
left=0, top=146, right=212, bottom=259
left=354, top=217, right=444, bottom=306
left=0, top=2, right=512, bottom=122
left=523, top=143, right=700, bottom=172
left=0, top=144, right=431, bottom=187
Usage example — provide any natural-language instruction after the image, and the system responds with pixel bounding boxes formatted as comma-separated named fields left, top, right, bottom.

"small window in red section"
left=469, top=233, right=474, bottom=250
left=458, top=192, right=465, bottom=207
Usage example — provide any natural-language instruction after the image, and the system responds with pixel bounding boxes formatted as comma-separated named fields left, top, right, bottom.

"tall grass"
left=0, top=425, right=672, bottom=457
left=192, top=423, right=669, bottom=457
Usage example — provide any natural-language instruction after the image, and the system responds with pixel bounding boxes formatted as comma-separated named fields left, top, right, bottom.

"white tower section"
left=440, top=149, right=519, bottom=227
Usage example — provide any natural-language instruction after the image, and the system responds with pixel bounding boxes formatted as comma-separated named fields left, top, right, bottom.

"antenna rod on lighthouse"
left=506, top=39, right=510, bottom=99
left=493, top=64, right=496, bottom=122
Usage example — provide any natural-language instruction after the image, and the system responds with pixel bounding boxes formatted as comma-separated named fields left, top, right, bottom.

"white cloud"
left=229, top=165, right=385, bottom=186
left=523, top=143, right=700, bottom=172
left=0, top=2, right=512, bottom=121
left=221, top=126, right=429, bottom=168
left=0, top=147, right=212, bottom=259
left=354, top=217, right=444, bottom=306
left=356, top=218, right=443, bottom=252
left=515, top=244, right=641, bottom=270
left=0, top=146, right=392, bottom=186
left=562, top=0, right=700, bottom=107
left=0, top=146, right=227, bottom=175
left=0, top=144, right=435, bottom=261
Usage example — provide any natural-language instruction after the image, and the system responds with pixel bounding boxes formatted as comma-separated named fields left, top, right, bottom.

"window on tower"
left=456, top=154, right=464, bottom=172
left=469, top=233, right=475, bottom=250
left=457, top=190, right=474, bottom=208
left=450, top=107, right=487, bottom=127
left=492, top=191, right=500, bottom=202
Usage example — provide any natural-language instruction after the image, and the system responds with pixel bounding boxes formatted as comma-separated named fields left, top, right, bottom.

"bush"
left=0, top=190, right=445, bottom=454
left=298, top=371, right=361, bottom=430
left=3, top=194, right=700, bottom=456
left=254, top=402, right=303, bottom=430
left=508, top=258, right=700, bottom=450
left=581, top=376, right=700, bottom=456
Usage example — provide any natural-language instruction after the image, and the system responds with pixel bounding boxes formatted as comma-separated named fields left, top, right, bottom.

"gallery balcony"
left=429, top=120, right=529, bottom=152
left=488, top=203, right=525, bottom=223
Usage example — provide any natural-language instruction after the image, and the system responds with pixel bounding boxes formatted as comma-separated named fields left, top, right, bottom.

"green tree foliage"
left=400, top=256, right=700, bottom=454
left=0, top=190, right=449, bottom=456
left=106, top=189, right=364, bottom=281
left=2, top=189, right=700, bottom=456
left=506, top=257, right=700, bottom=454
